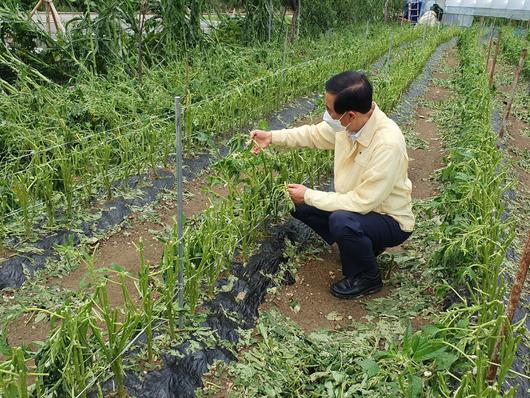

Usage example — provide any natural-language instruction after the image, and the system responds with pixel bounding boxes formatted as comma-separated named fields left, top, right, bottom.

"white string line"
left=1, top=114, right=174, bottom=175
left=0, top=26, right=425, bottom=229
left=0, top=151, right=159, bottom=223
left=2, top=25, right=417, bottom=180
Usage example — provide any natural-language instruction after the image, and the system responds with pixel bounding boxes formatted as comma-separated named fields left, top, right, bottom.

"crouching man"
left=250, top=71, right=415, bottom=299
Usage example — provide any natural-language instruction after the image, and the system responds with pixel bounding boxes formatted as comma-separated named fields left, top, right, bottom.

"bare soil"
left=6, top=175, right=229, bottom=348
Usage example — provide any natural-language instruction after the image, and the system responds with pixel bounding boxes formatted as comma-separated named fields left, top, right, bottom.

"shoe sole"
left=330, top=284, right=383, bottom=300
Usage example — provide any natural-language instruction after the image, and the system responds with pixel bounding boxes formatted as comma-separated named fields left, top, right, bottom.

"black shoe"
left=330, top=272, right=383, bottom=299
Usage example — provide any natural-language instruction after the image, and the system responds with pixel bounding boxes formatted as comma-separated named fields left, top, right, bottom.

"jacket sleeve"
left=303, top=144, right=404, bottom=213
left=271, top=121, right=336, bottom=150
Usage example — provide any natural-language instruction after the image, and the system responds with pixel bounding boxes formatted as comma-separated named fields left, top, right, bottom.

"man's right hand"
left=249, top=130, right=272, bottom=155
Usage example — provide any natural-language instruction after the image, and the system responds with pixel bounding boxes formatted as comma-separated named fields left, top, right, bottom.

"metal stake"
left=386, top=32, right=394, bottom=78
left=174, top=96, right=185, bottom=329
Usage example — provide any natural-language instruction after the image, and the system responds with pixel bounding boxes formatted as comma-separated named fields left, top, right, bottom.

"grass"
left=202, top=310, right=410, bottom=397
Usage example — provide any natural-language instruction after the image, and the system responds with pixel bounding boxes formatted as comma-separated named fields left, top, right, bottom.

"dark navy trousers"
left=292, top=204, right=412, bottom=278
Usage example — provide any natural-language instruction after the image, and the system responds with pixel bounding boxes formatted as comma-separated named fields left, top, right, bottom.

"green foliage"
left=500, top=25, right=530, bottom=80
left=0, top=27, right=460, bottom=396
left=407, top=27, right=524, bottom=396
left=223, top=310, right=408, bottom=397
left=0, top=24, right=424, bottom=243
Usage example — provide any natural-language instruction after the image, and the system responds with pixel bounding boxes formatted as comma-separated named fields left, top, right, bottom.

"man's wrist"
left=303, top=188, right=314, bottom=205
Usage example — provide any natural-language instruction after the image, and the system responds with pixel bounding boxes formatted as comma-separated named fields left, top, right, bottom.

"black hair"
left=325, top=71, right=373, bottom=114
left=431, top=4, right=443, bottom=21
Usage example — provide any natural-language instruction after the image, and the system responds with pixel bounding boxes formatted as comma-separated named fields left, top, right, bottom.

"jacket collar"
left=355, top=102, right=380, bottom=148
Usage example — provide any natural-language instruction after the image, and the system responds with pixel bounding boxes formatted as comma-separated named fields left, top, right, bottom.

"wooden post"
left=29, top=0, right=65, bottom=34
left=47, top=0, right=65, bottom=34
left=488, top=32, right=502, bottom=88
left=29, top=0, right=44, bottom=18
left=45, top=0, right=52, bottom=33
left=297, top=0, right=301, bottom=40
left=500, top=48, right=528, bottom=138
left=384, top=0, right=389, bottom=22
left=487, top=231, right=530, bottom=382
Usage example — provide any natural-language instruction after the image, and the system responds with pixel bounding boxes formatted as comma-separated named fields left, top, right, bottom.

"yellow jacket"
left=271, top=103, right=415, bottom=232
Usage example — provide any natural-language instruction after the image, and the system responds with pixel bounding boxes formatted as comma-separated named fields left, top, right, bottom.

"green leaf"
left=359, top=358, right=380, bottom=378
left=433, top=350, right=458, bottom=371
left=331, top=370, right=346, bottom=383
left=34, top=311, right=48, bottom=324
left=257, top=119, right=269, bottom=130
left=420, top=324, right=440, bottom=338
left=110, top=263, right=125, bottom=273
left=258, top=322, right=269, bottom=342
left=413, top=342, right=445, bottom=362
left=310, top=371, right=330, bottom=382
left=403, top=321, right=413, bottom=351
left=407, top=375, right=423, bottom=398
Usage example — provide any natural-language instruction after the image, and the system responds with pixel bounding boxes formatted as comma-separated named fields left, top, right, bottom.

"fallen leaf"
left=325, top=311, right=343, bottom=321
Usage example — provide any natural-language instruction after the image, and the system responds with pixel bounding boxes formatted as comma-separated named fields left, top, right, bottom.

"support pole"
left=499, top=48, right=528, bottom=138
left=487, top=231, right=530, bottom=382
left=29, top=0, right=44, bottom=18
left=488, top=32, right=502, bottom=89
left=29, top=0, right=65, bottom=35
left=47, top=0, right=65, bottom=34
left=45, top=0, right=52, bottom=34
left=174, top=96, right=185, bottom=329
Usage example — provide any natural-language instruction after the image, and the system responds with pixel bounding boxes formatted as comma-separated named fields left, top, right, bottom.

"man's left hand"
left=287, top=183, right=307, bottom=205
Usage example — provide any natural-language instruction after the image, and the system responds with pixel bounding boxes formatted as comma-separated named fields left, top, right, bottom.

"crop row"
left=0, top=27, right=456, bottom=398
left=0, top=24, right=425, bottom=243
left=391, top=27, right=524, bottom=397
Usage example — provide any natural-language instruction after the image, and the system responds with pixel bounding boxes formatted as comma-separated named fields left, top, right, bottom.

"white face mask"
left=323, top=110, right=348, bottom=132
